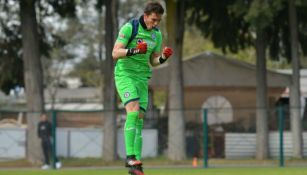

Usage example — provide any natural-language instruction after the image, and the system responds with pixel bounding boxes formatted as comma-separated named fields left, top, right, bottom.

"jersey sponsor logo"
left=138, top=32, right=151, bottom=38
left=137, top=38, right=143, bottom=43
left=124, top=92, right=130, bottom=98
left=147, top=41, right=154, bottom=47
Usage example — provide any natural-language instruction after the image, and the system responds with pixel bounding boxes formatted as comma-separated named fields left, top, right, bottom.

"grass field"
left=1, top=167, right=307, bottom=175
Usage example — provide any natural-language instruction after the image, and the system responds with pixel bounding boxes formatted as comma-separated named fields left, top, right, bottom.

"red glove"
left=136, top=42, right=147, bottom=54
left=162, top=47, right=173, bottom=59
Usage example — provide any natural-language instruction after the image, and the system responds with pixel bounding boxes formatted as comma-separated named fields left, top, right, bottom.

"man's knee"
left=125, top=101, right=140, bottom=112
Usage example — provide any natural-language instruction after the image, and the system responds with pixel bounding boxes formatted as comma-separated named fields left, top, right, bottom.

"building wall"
left=55, top=112, right=104, bottom=128
left=183, top=86, right=285, bottom=129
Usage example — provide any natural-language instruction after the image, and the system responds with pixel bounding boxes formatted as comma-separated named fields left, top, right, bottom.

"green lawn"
left=1, top=167, right=307, bottom=175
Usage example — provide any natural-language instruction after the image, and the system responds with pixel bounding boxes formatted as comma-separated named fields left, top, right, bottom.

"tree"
left=288, top=0, right=303, bottom=159
left=246, top=0, right=307, bottom=159
left=165, top=0, right=186, bottom=160
left=187, top=0, right=307, bottom=159
left=101, top=0, right=118, bottom=161
left=186, top=0, right=277, bottom=159
left=254, top=28, right=269, bottom=160
left=245, top=0, right=277, bottom=160
left=19, top=0, right=45, bottom=164
left=18, top=0, right=76, bottom=164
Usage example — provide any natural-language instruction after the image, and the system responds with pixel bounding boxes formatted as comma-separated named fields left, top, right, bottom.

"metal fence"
left=0, top=106, right=307, bottom=167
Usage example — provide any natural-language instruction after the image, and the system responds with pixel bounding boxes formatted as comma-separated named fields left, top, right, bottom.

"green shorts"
left=115, top=74, right=148, bottom=112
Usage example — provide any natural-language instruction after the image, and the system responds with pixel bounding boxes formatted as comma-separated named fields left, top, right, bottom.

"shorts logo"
left=124, top=92, right=130, bottom=98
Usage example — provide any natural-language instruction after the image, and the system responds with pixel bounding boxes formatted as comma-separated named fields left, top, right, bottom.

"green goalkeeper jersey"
left=114, top=20, right=162, bottom=79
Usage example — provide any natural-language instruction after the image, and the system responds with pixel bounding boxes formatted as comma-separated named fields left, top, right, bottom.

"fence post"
left=51, top=110, right=57, bottom=169
left=203, top=108, right=208, bottom=168
left=277, top=105, right=285, bottom=167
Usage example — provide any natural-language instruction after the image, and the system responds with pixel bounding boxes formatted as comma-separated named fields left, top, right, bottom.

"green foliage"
left=153, top=89, right=167, bottom=108
left=244, top=0, right=284, bottom=31
left=186, top=0, right=253, bottom=53
left=44, top=0, right=76, bottom=18
left=0, top=2, right=23, bottom=94
left=182, top=25, right=291, bottom=69
left=186, top=0, right=307, bottom=64
left=183, top=26, right=219, bottom=58
left=69, top=58, right=102, bottom=87
left=0, top=0, right=78, bottom=93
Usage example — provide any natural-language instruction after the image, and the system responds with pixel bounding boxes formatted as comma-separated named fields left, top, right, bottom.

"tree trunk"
left=288, top=0, right=303, bottom=159
left=102, top=0, right=118, bottom=161
left=166, top=0, right=186, bottom=161
left=20, top=0, right=45, bottom=164
left=255, top=29, right=269, bottom=160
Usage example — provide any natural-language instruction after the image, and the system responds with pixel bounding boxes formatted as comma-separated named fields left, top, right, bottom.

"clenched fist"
left=162, top=47, right=173, bottom=59
left=136, top=42, right=147, bottom=54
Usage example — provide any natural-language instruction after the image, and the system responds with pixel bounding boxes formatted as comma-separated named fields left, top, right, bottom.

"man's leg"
left=115, top=75, right=144, bottom=174
left=42, top=140, right=50, bottom=165
left=125, top=101, right=142, bottom=167
left=134, top=79, right=148, bottom=161
left=132, top=79, right=148, bottom=174
left=124, top=111, right=139, bottom=158
left=134, top=113, right=144, bottom=161
left=41, top=140, right=50, bottom=170
left=132, top=112, right=144, bottom=174
left=125, top=101, right=144, bottom=175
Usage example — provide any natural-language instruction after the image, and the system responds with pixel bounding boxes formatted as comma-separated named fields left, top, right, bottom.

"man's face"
left=41, top=114, right=47, bottom=121
left=144, top=12, right=162, bottom=30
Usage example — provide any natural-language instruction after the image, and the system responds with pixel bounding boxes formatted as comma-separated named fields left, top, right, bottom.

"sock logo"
left=124, top=92, right=130, bottom=98
left=125, top=127, right=136, bottom=131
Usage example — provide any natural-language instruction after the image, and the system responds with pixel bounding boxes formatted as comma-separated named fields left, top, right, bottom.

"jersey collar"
left=139, top=15, right=148, bottom=30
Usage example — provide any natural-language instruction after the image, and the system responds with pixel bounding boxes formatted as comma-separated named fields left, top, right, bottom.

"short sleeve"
left=115, top=23, right=132, bottom=47
left=153, top=31, right=162, bottom=53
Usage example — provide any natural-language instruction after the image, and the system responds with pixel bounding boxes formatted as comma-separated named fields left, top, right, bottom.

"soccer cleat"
left=128, top=166, right=144, bottom=175
left=136, top=165, right=144, bottom=173
left=125, top=156, right=142, bottom=167
left=125, top=158, right=142, bottom=167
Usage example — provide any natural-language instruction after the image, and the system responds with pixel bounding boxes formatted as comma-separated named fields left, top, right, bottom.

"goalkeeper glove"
left=127, top=42, right=147, bottom=56
left=159, top=47, right=173, bottom=64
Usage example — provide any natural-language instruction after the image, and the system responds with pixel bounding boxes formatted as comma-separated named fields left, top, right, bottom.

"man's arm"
left=112, top=42, right=128, bottom=60
left=112, top=42, right=147, bottom=61
left=150, top=52, right=162, bottom=67
left=149, top=47, right=173, bottom=67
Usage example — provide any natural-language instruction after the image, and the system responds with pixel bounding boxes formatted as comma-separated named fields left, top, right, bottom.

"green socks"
left=134, top=118, right=144, bottom=160
left=124, top=111, right=144, bottom=160
left=124, top=111, right=139, bottom=156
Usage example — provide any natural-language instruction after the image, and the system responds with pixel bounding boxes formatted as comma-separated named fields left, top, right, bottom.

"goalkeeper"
left=112, top=1, right=173, bottom=175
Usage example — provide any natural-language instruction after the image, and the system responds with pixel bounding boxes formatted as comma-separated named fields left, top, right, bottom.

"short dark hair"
left=144, top=2, right=164, bottom=15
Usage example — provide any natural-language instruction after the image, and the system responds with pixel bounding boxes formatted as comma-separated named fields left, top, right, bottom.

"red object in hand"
left=162, top=47, right=173, bottom=59
left=137, top=42, right=147, bottom=54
